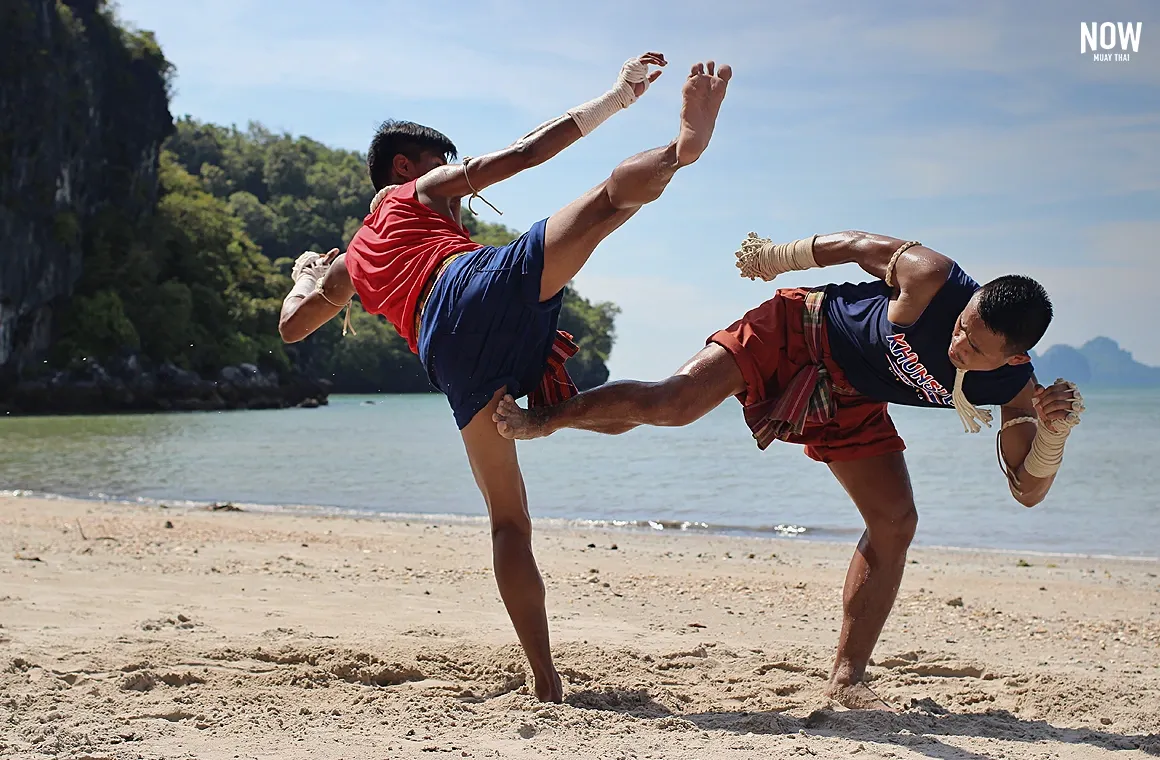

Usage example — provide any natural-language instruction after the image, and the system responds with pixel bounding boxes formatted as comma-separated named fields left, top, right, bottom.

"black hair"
left=367, top=120, right=458, bottom=190
left=976, top=274, right=1053, bottom=354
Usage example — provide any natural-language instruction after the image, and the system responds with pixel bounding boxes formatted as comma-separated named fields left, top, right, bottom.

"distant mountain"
left=1030, top=337, right=1160, bottom=387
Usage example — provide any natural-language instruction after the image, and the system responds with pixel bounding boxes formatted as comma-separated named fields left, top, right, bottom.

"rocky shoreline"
left=0, top=355, right=330, bottom=415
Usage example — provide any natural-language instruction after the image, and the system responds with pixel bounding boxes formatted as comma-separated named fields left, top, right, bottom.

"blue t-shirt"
left=823, top=263, right=1033, bottom=409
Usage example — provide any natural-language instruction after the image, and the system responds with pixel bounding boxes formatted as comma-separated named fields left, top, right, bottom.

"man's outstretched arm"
left=997, top=377, right=1085, bottom=507
left=813, top=232, right=952, bottom=287
left=417, top=52, right=665, bottom=203
left=735, top=230, right=956, bottom=325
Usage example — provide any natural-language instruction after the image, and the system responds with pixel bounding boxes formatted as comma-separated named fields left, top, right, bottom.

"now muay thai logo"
left=886, top=334, right=952, bottom=406
left=1081, top=22, right=1143, bottom=62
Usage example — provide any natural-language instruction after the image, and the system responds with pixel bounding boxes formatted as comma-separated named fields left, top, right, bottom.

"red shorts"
left=708, top=288, right=905, bottom=464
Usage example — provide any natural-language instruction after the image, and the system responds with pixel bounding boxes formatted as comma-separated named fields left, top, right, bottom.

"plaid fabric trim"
left=744, top=289, right=836, bottom=450
left=528, top=330, right=580, bottom=408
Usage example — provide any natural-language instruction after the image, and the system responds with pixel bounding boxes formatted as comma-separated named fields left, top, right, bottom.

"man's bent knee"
left=867, top=506, right=918, bottom=556
left=606, top=143, right=679, bottom=210
left=491, top=515, right=533, bottom=543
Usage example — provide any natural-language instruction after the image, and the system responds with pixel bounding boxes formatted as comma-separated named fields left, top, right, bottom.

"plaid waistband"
left=745, top=289, right=837, bottom=450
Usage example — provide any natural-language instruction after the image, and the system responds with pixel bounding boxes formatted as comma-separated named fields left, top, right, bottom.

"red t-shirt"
left=346, top=180, right=480, bottom=352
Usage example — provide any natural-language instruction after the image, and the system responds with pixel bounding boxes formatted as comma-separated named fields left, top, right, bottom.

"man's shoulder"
left=939, top=260, right=978, bottom=292
left=917, top=259, right=977, bottom=312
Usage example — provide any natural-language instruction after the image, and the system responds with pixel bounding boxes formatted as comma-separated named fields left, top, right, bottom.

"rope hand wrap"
left=291, top=250, right=325, bottom=285
left=734, top=233, right=819, bottom=281
left=567, top=58, right=651, bottom=137
left=290, top=250, right=355, bottom=337
left=995, top=379, right=1085, bottom=492
left=1023, top=379, right=1084, bottom=478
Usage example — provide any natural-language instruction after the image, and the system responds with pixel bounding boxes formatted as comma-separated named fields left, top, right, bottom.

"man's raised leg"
left=461, top=386, right=562, bottom=702
left=494, top=344, right=744, bottom=439
left=538, top=61, right=732, bottom=301
left=825, top=452, right=918, bottom=711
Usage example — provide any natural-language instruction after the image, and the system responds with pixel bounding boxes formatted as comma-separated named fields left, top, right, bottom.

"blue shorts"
left=417, top=219, right=563, bottom=429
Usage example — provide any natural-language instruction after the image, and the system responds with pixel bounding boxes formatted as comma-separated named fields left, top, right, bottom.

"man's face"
left=948, top=296, right=1031, bottom=372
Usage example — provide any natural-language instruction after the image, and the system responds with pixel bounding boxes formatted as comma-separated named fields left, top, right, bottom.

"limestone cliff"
left=0, top=0, right=172, bottom=378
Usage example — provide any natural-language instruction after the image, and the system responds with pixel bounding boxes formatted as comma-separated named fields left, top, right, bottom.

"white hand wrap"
left=567, top=59, right=651, bottom=137
left=286, top=249, right=357, bottom=337
left=734, top=233, right=819, bottom=281
left=1024, top=379, right=1085, bottom=479
left=288, top=250, right=328, bottom=299
left=292, top=250, right=325, bottom=283
left=288, top=270, right=319, bottom=301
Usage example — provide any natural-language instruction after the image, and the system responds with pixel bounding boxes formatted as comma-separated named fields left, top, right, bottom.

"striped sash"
left=744, top=289, right=836, bottom=450
left=528, top=331, right=579, bottom=408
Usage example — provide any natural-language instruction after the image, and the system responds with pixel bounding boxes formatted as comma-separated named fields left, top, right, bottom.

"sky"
left=113, top=0, right=1160, bottom=379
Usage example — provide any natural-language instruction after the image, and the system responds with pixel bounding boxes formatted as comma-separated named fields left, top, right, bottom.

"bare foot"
left=825, top=681, right=896, bottom=712
left=534, top=668, right=563, bottom=703
left=493, top=395, right=550, bottom=440
left=676, top=60, right=732, bottom=166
